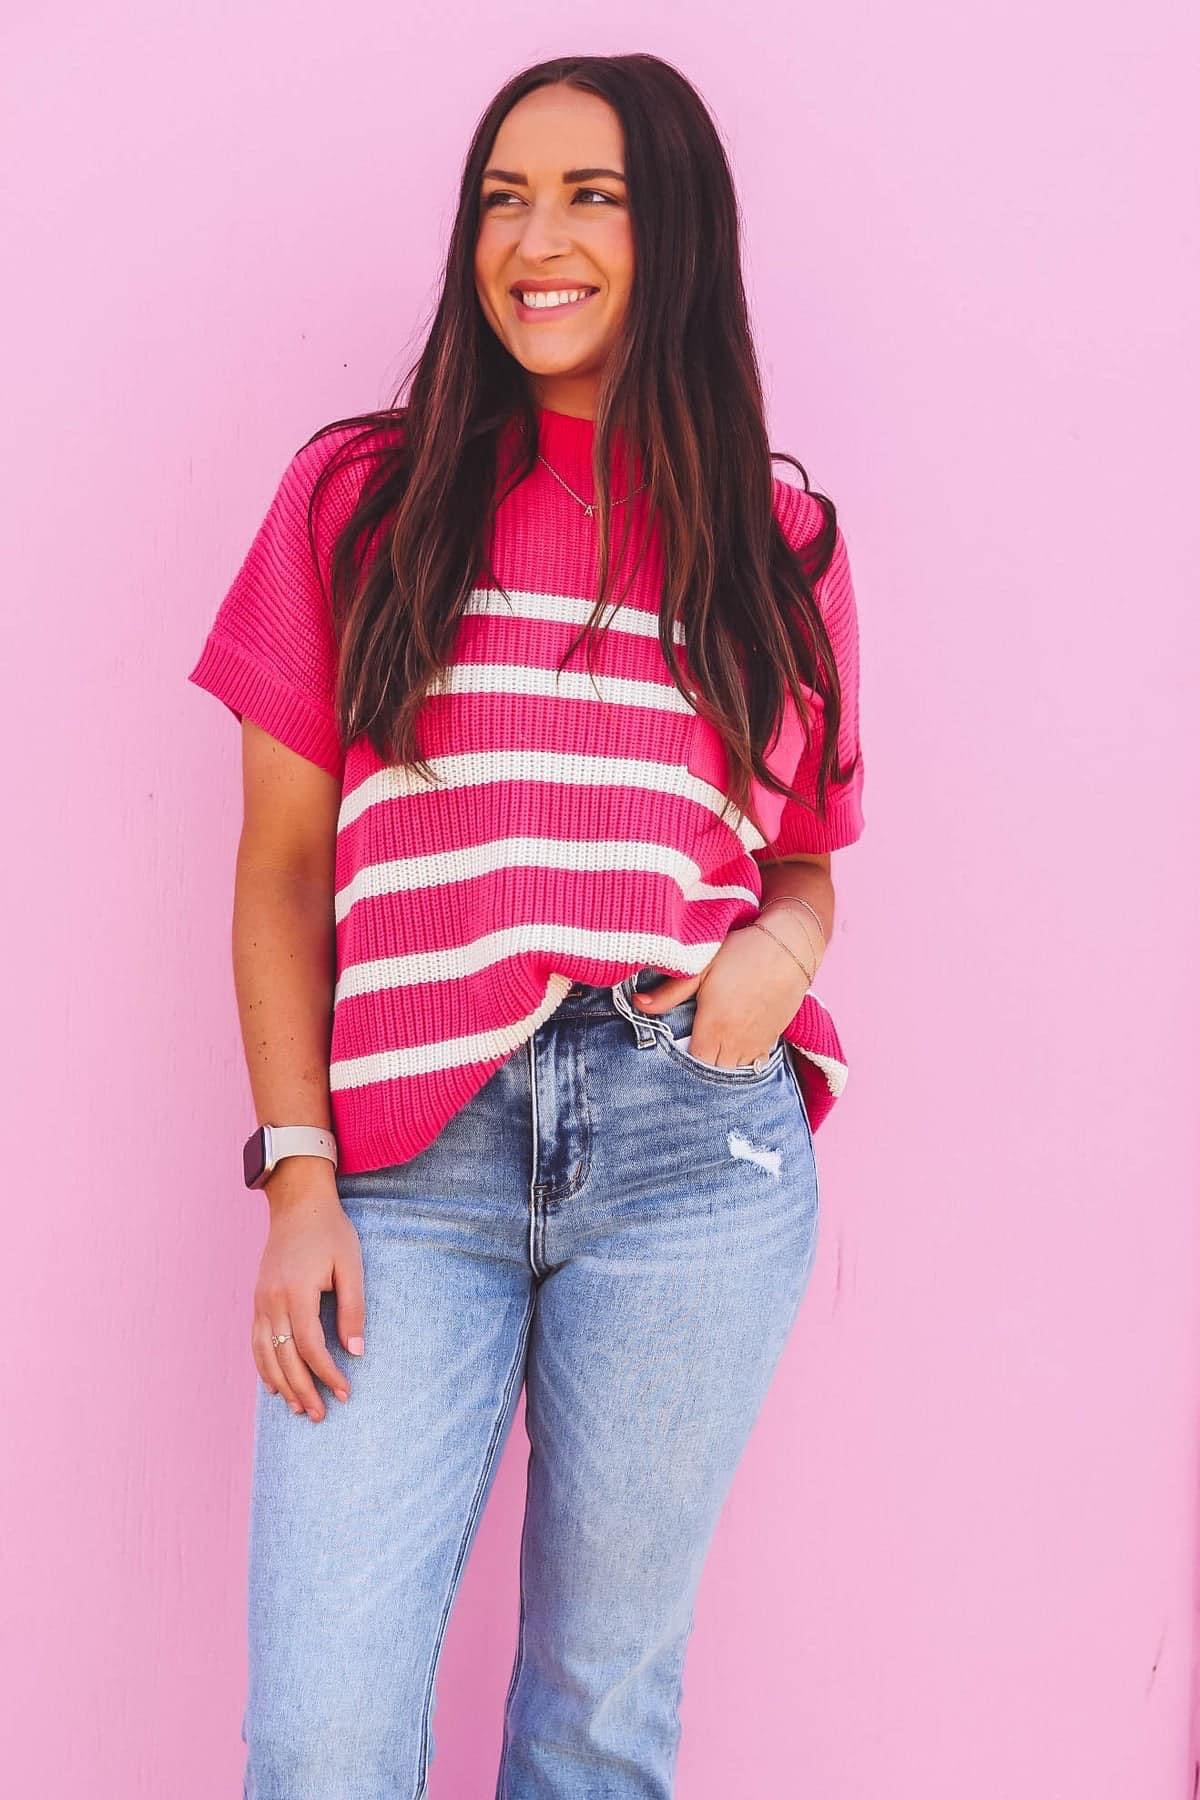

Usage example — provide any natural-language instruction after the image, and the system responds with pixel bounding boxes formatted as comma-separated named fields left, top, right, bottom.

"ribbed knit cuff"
left=187, top=631, right=344, bottom=781
left=753, top=787, right=866, bottom=860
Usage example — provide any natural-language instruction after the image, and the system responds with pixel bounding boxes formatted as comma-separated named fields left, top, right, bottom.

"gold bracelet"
left=760, top=904, right=821, bottom=971
left=781, top=914, right=821, bottom=968
left=761, top=894, right=827, bottom=944
left=749, top=918, right=815, bottom=987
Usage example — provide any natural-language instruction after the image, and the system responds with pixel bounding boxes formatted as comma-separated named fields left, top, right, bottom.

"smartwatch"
left=242, top=1124, right=339, bottom=1190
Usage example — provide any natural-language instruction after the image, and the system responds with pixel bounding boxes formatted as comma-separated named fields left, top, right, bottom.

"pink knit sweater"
left=187, top=406, right=866, bottom=1172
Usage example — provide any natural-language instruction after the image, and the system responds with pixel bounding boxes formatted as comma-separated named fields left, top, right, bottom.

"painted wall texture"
left=3, top=3, right=1197, bottom=1795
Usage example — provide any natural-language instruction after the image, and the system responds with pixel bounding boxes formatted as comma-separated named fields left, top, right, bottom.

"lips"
left=511, top=287, right=599, bottom=323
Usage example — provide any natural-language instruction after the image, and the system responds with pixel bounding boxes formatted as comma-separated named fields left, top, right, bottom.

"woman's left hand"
left=630, top=919, right=813, bottom=1069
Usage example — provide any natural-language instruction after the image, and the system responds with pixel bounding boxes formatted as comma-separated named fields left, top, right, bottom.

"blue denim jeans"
left=242, top=968, right=821, bottom=1799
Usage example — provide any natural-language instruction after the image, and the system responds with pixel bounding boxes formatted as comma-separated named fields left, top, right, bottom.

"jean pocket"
left=655, top=1008, right=786, bottom=1084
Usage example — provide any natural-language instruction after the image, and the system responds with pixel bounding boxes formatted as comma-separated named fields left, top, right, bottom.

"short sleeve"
left=186, top=434, right=351, bottom=781
left=753, top=498, right=866, bottom=861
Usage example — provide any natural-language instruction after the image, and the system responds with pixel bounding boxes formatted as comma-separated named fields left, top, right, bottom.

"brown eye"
left=481, top=188, right=618, bottom=210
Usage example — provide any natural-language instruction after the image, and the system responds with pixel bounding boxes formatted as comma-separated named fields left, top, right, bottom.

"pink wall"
left=4, top=5, right=1197, bottom=1795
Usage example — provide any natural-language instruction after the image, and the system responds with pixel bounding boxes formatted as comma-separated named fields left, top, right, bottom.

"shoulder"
left=770, top=471, right=830, bottom=552
left=283, top=415, right=405, bottom=523
left=770, top=472, right=859, bottom=652
left=770, top=471, right=846, bottom=589
left=256, top=416, right=406, bottom=578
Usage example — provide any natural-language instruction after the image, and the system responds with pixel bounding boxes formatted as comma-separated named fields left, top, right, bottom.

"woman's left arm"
left=757, top=851, right=834, bottom=960
left=628, top=852, right=834, bottom=1068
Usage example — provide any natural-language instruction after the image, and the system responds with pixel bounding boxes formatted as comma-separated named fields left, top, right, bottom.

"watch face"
left=243, top=1126, right=269, bottom=1189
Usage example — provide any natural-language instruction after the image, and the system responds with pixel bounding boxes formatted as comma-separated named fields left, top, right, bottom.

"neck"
left=527, top=377, right=599, bottom=421
left=532, top=404, right=645, bottom=498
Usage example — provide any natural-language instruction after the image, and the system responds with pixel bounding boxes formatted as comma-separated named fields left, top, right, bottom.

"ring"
left=271, top=1331, right=292, bottom=1349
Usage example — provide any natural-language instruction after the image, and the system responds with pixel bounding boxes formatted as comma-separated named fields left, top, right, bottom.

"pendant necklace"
left=537, top=452, right=649, bottom=519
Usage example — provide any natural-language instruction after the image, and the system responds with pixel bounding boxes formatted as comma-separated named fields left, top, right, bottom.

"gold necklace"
left=536, top=452, right=649, bottom=519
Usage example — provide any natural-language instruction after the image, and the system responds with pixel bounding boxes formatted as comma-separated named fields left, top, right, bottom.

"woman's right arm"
left=233, top=717, right=366, bottom=1424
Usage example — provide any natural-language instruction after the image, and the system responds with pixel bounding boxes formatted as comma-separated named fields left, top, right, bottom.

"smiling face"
left=474, top=83, right=634, bottom=420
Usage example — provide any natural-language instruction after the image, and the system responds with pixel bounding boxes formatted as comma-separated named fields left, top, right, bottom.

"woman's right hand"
left=251, top=1167, right=366, bottom=1422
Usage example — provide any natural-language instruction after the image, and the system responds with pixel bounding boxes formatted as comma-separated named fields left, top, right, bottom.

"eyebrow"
left=481, top=167, right=627, bottom=185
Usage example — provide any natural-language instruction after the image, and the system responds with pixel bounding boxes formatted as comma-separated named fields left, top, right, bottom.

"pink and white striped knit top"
left=187, top=405, right=866, bottom=1173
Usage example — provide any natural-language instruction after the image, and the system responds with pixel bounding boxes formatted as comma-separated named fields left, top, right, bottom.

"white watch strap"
left=266, top=1124, right=339, bottom=1173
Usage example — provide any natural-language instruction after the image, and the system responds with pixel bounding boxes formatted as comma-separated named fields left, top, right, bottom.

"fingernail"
left=335, top=1388, right=349, bottom=1403
left=348, top=1336, right=365, bottom=1356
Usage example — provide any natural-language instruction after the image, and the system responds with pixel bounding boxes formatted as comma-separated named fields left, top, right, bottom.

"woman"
left=188, top=51, right=865, bottom=1800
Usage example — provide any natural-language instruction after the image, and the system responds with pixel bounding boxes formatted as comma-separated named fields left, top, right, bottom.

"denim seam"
left=493, top=1431, right=535, bottom=1799
left=413, top=1290, right=536, bottom=1799
left=543, top=1026, right=594, bottom=1205
left=781, top=1042, right=822, bottom=1241
left=780, top=1040, right=816, bottom=1142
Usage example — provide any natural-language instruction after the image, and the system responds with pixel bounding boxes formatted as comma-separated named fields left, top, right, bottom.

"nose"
left=517, top=202, right=574, bottom=261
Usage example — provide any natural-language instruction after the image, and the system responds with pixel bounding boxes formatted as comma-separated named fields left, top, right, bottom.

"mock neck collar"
left=533, top=404, right=598, bottom=489
left=500, top=403, right=643, bottom=501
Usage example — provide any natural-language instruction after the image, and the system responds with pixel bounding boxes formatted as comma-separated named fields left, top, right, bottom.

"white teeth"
left=517, top=288, right=592, bottom=309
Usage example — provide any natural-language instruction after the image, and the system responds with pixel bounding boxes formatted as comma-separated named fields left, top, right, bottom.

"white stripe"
left=331, top=954, right=842, bottom=1093
left=789, top=1044, right=848, bottom=1096
left=428, top=660, right=699, bottom=712
left=464, top=585, right=687, bottom=643
left=337, top=749, right=766, bottom=851
left=331, top=975, right=581, bottom=1090
left=332, top=922, right=735, bottom=1010
left=334, top=835, right=757, bottom=924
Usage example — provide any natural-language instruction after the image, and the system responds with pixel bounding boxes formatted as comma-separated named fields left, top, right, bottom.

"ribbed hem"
left=780, top=992, right=850, bottom=1132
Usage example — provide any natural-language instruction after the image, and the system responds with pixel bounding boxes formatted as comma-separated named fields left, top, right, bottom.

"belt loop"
left=611, top=971, right=658, bottom=1047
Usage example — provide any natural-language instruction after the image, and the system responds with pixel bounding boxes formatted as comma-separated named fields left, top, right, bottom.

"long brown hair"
left=303, top=52, right=858, bottom=826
